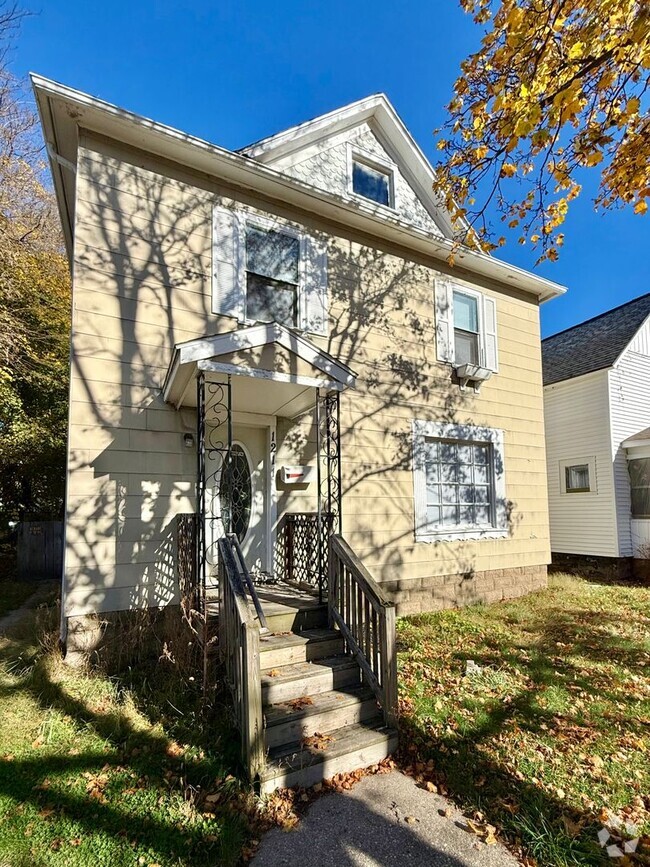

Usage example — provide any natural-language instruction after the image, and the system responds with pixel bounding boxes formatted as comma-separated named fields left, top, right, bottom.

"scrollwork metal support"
left=196, top=371, right=232, bottom=615
left=316, top=389, right=342, bottom=601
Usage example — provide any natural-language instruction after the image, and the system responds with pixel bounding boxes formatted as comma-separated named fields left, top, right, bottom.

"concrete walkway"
left=254, top=771, right=520, bottom=866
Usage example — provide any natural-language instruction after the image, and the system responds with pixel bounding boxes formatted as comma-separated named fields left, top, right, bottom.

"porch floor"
left=257, top=583, right=326, bottom=633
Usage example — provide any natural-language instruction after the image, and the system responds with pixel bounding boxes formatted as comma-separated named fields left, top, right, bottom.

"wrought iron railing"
left=274, top=511, right=334, bottom=599
left=328, top=534, right=398, bottom=729
left=218, top=535, right=265, bottom=781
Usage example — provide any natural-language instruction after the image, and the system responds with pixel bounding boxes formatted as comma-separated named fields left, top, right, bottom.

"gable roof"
left=240, top=93, right=454, bottom=238
left=31, top=74, right=566, bottom=303
left=542, top=293, right=650, bottom=386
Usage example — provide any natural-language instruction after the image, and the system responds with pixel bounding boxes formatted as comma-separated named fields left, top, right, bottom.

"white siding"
left=544, top=370, right=618, bottom=556
left=608, top=317, right=650, bottom=555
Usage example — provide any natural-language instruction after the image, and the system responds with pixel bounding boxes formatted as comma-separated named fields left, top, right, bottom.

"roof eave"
left=31, top=74, right=566, bottom=303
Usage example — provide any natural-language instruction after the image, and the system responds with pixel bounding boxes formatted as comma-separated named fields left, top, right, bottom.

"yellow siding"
left=64, top=131, right=550, bottom=616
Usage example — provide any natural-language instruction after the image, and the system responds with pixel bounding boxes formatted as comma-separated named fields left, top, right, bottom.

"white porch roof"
left=163, top=322, right=356, bottom=417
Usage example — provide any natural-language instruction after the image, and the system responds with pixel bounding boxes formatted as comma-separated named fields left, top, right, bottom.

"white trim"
left=168, top=322, right=355, bottom=386
left=412, top=420, right=508, bottom=543
left=346, top=141, right=397, bottom=212
left=32, top=75, right=567, bottom=303
left=240, top=210, right=304, bottom=328
left=558, top=456, right=597, bottom=495
left=197, top=359, right=345, bottom=391
left=268, top=420, right=277, bottom=576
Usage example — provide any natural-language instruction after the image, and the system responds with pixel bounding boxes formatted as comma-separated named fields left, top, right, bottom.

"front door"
left=204, top=421, right=271, bottom=583
left=228, top=424, right=268, bottom=575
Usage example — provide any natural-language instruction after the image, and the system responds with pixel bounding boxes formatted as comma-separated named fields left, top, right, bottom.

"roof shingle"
left=542, top=293, right=650, bottom=386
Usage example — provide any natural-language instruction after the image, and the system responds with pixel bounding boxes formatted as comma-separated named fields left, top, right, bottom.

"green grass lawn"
left=0, top=603, right=259, bottom=866
left=397, top=574, right=650, bottom=866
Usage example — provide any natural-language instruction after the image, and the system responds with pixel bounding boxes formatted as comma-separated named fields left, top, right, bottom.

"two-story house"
left=34, top=76, right=565, bottom=788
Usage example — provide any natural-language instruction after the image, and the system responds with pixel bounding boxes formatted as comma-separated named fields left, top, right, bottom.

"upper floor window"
left=245, top=224, right=300, bottom=328
left=435, top=279, right=499, bottom=374
left=453, top=290, right=480, bottom=366
left=347, top=144, right=395, bottom=209
left=212, top=205, right=328, bottom=335
left=352, top=158, right=392, bottom=206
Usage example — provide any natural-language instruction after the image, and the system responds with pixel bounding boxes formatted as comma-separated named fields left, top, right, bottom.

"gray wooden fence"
left=17, top=521, right=64, bottom=581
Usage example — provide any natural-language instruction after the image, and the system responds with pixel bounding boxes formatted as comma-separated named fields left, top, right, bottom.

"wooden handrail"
left=328, top=534, right=398, bottom=729
left=218, top=537, right=265, bottom=781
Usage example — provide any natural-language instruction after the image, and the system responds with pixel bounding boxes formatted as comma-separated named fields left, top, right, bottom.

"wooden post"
left=381, top=603, right=398, bottom=729
left=243, top=621, right=264, bottom=781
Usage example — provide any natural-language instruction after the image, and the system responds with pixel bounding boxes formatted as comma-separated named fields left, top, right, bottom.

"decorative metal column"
left=196, top=372, right=232, bottom=613
left=315, top=389, right=342, bottom=601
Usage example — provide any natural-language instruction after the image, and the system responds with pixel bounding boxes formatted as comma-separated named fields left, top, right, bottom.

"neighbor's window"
left=245, top=224, right=300, bottom=328
left=352, top=158, right=392, bottom=207
left=629, top=458, right=650, bottom=517
left=424, top=438, right=493, bottom=529
left=565, top=463, right=591, bottom=493
left=453, top=290, right=480, bottom=365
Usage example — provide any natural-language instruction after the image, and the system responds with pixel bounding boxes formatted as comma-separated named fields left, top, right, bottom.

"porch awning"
left=162, top=322, right=357, bottom=417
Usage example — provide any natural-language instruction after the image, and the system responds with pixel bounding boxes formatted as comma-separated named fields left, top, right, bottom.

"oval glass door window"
left=220, top=445, right=252, bottom=542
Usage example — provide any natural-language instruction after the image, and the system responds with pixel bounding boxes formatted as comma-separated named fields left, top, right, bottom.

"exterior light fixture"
left=183, top=433, right=195, bottom=448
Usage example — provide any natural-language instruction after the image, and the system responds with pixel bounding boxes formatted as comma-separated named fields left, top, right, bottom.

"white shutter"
left=481, top=294, right=499, bottom=372
left=300, top=235, right=328, bottom=335
left=434, top=278, right=454, bottom=363
left=212, top=206, right=244, bottom=319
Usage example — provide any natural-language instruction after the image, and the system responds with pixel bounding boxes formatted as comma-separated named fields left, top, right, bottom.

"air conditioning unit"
left=455, top=363, right=492, bottom=393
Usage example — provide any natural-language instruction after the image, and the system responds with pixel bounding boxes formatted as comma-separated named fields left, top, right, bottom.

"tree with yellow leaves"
left=435, top=0, right=650, bottom=261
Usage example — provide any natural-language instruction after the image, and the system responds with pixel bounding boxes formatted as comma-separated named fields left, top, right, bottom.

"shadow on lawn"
left=0, top=622, right=251, bottom=866
left=399, top=603, right=650, bottom=866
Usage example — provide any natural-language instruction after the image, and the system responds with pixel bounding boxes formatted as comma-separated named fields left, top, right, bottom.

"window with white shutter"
left=434, top=279, right=499, bottom=374
left=212, top=205, right=328, bottom=336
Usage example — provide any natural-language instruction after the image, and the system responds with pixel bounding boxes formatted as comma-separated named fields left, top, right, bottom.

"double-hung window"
left=435, top=280, right=498, bottom=372
left=629, top=458, right=650, bottom=516
left=212, top=205, right=328, bottom=335
left=245, top=224, right=300, bottom=329
left=413, top=421, right=508, bottom=541
left=453, top=290, right=480, bottom=366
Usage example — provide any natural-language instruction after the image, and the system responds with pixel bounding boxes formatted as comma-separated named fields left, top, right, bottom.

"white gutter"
left=31, top=74, right=566, bottom=303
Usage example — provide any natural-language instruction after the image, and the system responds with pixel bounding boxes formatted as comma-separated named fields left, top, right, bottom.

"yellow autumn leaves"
left=434, top=0, right=650, bottom=261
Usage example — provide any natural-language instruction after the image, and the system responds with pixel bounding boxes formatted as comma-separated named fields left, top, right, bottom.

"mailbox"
left=280, top=465, right=315, bottom=485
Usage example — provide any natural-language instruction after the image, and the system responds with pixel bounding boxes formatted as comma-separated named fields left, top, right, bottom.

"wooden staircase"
left=256, top=593, right=398, bottom=794
left=217, top=534, right=399, bottom=796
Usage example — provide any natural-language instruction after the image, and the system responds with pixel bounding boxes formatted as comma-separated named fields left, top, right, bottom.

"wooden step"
left=259, top=629, right=345, bottom=670
left=259, top=720, right=398, bottom=795
left=264, top=685, right=378, bottom=749
left=261, top=656, right=360, bottom=704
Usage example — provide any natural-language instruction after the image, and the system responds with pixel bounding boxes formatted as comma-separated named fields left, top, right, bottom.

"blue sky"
left=14, top=0, right=648, bottom=337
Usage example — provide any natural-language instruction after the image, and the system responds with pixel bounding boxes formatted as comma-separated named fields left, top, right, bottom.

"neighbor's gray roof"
left=542, top=293, right=650, bottom=386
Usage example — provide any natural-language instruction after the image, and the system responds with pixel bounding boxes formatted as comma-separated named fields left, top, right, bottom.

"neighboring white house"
left=543, top=293, right=650, bottom=570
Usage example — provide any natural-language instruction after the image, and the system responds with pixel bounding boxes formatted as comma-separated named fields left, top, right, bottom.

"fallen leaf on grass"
left=561, top=814, right=584, bottom=838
